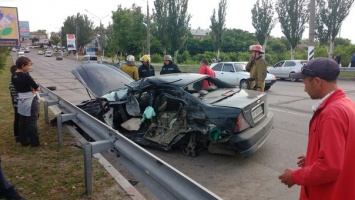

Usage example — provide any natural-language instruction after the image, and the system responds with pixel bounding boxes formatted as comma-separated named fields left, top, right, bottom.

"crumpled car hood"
left=72, top=63, right=134, bottom=98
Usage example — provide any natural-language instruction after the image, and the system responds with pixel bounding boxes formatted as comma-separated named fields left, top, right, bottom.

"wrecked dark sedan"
left=72, top=63, right=274, bottom=157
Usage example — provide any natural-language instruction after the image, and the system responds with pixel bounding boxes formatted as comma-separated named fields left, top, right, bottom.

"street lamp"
left=84, top=9, right=109, bottom=59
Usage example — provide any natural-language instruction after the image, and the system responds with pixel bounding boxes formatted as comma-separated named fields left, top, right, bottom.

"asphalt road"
left=15, top=51, right=355, bottom=200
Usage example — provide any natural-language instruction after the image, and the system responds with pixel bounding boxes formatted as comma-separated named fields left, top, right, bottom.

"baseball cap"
left=290, top=57, right=340, bottom=80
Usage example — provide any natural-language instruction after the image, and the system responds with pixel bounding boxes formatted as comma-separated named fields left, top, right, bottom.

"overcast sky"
left=2, top=0, right=355, bottom=43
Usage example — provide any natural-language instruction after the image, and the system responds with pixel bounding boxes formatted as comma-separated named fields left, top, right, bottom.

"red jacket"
left=291, top=89, right=355, bottom=200
left=199, top=65, right=216, bottom=90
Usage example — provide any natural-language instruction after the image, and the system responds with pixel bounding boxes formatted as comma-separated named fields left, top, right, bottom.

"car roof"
left=144, top=73, right=208, bottom=87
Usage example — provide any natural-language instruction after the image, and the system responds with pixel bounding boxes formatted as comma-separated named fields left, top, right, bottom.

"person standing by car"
left=278, top=58, right=355, bottom=200
left=120, top=55, right=139, bottom=80
left=160, top=55, right=181, bottom=74
left=246, top=44, right=267, bottom=91
left=138, top=55, right=155, bottom=78
left=11, top=57, right=40, bottom=147
left=198, top=58, right=216, bottom=90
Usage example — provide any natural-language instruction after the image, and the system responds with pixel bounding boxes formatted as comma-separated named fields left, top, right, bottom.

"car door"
left=220, top=63, right=238, bottom=85
left=268, top=61, right=283, bottom=77
left=281, top=61, right=296, bottom=78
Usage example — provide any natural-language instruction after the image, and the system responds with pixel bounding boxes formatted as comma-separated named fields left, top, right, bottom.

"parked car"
left=72, top=63, right=274, bottom=157
left=38, top=50, right=44, bottom=55
left=82, top=55, right=98, bottom=63
left=44, top=50, right=53, bottom=57
left=267, top=60, right=308, bottom=82
left=17, top=51, right=25, bottom=58
left=24, top=47, right=30, bottom=53
left=211, top=62, right=277, bottom=90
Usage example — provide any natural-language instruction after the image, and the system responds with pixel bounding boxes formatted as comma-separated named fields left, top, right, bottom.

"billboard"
left=66, top=34, right=76, bottom=51
left=0, top=6, right=20, bottom=47
left=19, top=21, right=30, bottom=39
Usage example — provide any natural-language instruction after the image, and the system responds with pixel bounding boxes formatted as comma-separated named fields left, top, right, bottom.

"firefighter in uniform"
left=120, top=55, right=139, bottom=80
left=246, top=44, right=267, bottom=91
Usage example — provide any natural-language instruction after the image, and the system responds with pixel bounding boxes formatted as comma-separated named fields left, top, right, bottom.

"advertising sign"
left=0, top=6, right=20, bottom=47
left=66, top=34, right=76, bottom=51
left=19, top=21, right=30, bottom=39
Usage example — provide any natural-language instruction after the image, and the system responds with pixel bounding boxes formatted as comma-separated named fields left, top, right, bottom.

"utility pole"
left=84, top=9, right=109, bottom=59
left=308, top=0, right=315, bottom=61
left=147, top=0, right=151, bottom=55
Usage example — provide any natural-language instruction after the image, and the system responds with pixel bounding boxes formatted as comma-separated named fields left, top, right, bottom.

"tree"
left=61, top=13, right=94, bottom=53
left=111, top=4, right=146, bottom=57
left=251, top=0, right=276, bottom=54
left=276, top=0, right=309, bottom=59
left=50, top=35, right=60, bottom=46
left=152, top=0, right=169, bottom=54
left=210, top=0, right=227, bottom=59
left=315, top=0, right=355, bottom=58
left=167, top=0, right=191, bottom=63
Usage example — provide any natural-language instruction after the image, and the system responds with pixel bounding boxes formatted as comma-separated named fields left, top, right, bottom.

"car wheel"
left=289, top=72, right=298, bottom=82
left=264, top=86, right=271, bottom=91
left=240, top=80, right=249, bottom=89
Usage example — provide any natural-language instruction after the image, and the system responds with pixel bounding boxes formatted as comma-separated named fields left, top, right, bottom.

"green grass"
left=0, top=56, right=127, bottom=199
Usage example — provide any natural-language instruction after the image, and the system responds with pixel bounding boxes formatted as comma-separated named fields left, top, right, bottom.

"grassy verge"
left=0, top=56, right=128, bottom=199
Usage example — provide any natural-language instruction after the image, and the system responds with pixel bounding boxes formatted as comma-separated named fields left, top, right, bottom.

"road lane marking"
left=269, top=107, right=312, bottom=117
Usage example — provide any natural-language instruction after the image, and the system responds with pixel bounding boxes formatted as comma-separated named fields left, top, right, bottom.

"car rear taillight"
left=234, top=113, right=250, bottom=132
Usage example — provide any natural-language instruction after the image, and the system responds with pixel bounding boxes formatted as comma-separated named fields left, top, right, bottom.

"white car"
left=17, top=51, right=25, bottom=58
left=267, top=60, right=307, bottom=82
left=211, top=62, right=277, bottom=90
left=44, top=50, right=53, bottom=57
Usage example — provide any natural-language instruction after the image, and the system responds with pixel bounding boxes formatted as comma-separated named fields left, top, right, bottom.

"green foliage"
left=151, top=53, right=163, bottom=63
left=110, top=5, right=146, bottom=57
left=275, top=0, right=309, bottom=53
left=210, top=0, right=227, bottom=57
left=0, top=47, right=10, bottom=71
left=61, top=13, right=94, bottom=51
left=316, top=0, right=355, bottom=43
left=50, top=35, right=60, bottom=45
left=167, top=0, right=191, bottom=61
left=251, top=0, right=276, bottom=46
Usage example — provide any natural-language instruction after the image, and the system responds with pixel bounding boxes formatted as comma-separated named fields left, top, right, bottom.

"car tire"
left=240, top=80, right=249, bottom=89
left=289, top=72, right=298, bottom=82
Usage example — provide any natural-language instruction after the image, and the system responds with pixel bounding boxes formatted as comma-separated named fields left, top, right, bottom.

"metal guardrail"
left=39, top=84, right=222, bottom=200
left=340, top=67, right=355, bottom=72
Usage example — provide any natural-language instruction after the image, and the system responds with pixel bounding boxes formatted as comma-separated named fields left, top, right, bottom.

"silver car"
left=211, top=62, right=277, bottom=90
left=267, top=60, right=307, bottom=82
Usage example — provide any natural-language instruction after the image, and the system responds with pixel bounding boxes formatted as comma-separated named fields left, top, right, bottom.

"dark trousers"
left=0, top=158, right=14, bottom=197
left=13, top=107, right=19, bottom=139
left=18, top=97, right=40, bottom=146
left=351, top=61, right=355, bottom=67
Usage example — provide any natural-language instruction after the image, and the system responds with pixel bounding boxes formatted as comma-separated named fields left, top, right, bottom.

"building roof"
left=190, top=28, right=210, bottom=36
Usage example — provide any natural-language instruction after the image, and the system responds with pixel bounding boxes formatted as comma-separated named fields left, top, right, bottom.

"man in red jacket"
left=278, top=57, right=355, bottom=200
left=198, top=58, right=216, bottom=90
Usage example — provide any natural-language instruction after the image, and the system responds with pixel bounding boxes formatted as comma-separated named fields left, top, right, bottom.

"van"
left=82, top=55, right=98, bottom=63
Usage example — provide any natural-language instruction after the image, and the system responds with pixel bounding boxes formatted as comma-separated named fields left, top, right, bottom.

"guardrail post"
left=57, top=113, right=77, bottom=147
left=44, top=100, right=59, bottom=124
left=83, top=140, right=114, bottom=195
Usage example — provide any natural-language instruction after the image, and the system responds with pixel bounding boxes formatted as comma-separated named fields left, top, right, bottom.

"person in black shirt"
left=11, top=57, right=40, bottom=147
left=160, top=55, right=181, bottom=74
left=138, top=55, right=155, bottom=78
